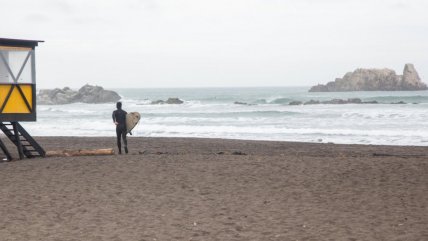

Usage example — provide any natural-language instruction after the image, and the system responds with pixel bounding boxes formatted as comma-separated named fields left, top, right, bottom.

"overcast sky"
left=1, top=0, right=427, bottom=88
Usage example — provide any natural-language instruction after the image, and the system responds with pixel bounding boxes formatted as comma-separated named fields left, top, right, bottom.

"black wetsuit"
left=112, top=108, right=128, bottom=154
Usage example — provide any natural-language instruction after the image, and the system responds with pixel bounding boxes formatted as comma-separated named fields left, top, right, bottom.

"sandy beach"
left=0, top=136, right=427, bottom=240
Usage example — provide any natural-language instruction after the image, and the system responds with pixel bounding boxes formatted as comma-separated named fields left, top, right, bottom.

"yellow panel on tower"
left=20, top=85, right=33, bottom=109
left=0, top=84, right=12, bottom=107
left=2, top=85, right=33, bottom=113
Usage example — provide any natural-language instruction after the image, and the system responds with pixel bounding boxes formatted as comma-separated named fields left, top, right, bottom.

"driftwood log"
left=46, top=148, right=114, bottom=157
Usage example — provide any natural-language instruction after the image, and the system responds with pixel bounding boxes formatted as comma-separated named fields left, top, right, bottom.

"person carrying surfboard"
left=112, top=102, right=128, bottom=154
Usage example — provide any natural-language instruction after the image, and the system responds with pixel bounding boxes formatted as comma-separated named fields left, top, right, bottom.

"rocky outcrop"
left=321, top=98, right=363, bottom=104
left=151, top=98, right=184, bottom=105
left=303, top=100, right=320, bottom=105
left=76, top=84, right=121, bottom=104
left=234, top=101, right=255, bottom=106
left=288, top=98, right=379, bottom=105
left=38, top=87, right=76, bottom=105
left=289, top=101, right=303, bottom=105
left=309, top=64, right=427, bottom=92
left=38, top=84, right=121, bottom=105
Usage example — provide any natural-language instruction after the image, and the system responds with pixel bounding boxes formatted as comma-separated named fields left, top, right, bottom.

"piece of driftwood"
left=46, top=148, right=114, bottom=157
left=372, top=153, right=427, bottom=158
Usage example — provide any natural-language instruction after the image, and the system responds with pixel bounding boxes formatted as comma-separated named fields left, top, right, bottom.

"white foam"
left=30, top=89, right=428, bottom=146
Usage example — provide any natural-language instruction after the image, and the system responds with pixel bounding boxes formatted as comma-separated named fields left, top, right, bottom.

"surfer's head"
left=116, top=102, right=122, bottom=109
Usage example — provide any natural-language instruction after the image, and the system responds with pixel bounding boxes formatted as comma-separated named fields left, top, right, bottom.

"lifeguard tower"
left=0, top=38, right=45, bottom=161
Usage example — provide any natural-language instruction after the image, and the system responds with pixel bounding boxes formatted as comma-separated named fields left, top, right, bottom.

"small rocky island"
left=309, top=64, right=427, bottom=92
left=151, top=98, right=184, bottom=105
left=38, top=84, right=121, bottom=105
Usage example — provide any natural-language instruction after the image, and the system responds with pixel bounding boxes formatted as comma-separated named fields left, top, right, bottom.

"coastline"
left=5, top=136, right=428, bottom=156
left=2, top=136, right=428, bottom=160
left=1, top=136, right=427, bottom=240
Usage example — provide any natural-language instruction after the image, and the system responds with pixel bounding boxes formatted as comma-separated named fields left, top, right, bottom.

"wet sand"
left=1, top=136, right=427, bottom=240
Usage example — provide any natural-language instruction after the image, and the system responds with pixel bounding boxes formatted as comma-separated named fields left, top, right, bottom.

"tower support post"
left=12, top=122, right=24, bottom=159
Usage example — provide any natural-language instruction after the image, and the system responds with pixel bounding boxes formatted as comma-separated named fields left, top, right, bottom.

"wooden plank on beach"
left=45, top=148, right=114, bottom=157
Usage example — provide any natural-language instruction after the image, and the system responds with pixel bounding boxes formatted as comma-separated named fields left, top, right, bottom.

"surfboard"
left=126, top=112, right=141, bottom=133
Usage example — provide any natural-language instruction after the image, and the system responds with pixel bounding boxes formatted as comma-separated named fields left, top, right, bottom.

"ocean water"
left=23, top=87, right=428, bottom=146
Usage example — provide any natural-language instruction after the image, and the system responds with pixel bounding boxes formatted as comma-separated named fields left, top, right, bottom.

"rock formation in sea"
left=37, top=84, right=121, bottom=105
left=309, top=64, right=427, bottom=92
left=151, top=98, right=184, bottom=105
left=288, top=98, right=378, bottom=105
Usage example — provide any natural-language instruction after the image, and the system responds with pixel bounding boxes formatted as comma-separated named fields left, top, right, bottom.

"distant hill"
left=309, top=64, right=427, bottom=92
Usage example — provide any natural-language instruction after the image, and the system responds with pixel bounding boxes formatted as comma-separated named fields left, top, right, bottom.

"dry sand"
left=0, top=136, right=427, bottom=240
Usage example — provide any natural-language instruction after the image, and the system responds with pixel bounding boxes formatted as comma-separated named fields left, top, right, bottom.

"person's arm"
left=112, top=111, right=118, bottom=125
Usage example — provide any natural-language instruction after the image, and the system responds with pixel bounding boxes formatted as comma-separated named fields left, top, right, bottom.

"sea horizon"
left=18, top=86, right=428, bottom=146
